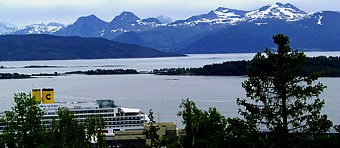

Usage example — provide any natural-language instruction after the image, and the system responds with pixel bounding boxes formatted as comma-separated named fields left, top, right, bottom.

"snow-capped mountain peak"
left=244, top=2, right=307, bottom=21
left=156, top=15, right=174, bottom=24
left=12, top=23, right=65, bottom=35
left=100, top=12, right=162, bottom=38
left=0, top=22, right=17, bottom=34
left=215, top=7, right=247, bottom=15
left=213, top=7, right=247, bottom=19
left=169, top=3, right=309, bottom=27
left=171, top=7, right=247, bottom=26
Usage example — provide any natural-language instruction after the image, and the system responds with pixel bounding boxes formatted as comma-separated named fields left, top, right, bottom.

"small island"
left=0, top=73, right=31, bottom=79
left=23, top=65, right=63, bottom=68
left=65, top=69, right=138, bottom=75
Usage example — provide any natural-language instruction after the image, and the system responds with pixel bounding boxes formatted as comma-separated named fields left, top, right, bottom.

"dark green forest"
left=65, top=69, right=138, bottom=75
left=0, top=73, right=31, bottom=79
left=152, top=56, right=340, bottom=77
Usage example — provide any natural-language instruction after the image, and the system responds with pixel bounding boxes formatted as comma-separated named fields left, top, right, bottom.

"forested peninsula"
left=152, top=56, right=340, bottom=77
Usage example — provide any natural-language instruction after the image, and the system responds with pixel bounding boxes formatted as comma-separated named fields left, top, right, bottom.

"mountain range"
left=1, top=2, right=339, bottom=54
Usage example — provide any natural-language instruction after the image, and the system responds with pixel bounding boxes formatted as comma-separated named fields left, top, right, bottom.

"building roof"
left=120, top=107, right=140, bottom=113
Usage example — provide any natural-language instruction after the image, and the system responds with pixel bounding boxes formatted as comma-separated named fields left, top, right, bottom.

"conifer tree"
left=237, top=34, right=332, bottom=147
left=145, top=109, right=160, bottom=148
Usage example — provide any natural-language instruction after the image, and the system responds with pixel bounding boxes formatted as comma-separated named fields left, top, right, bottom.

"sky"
left=0, top=0, right=339, bottom=26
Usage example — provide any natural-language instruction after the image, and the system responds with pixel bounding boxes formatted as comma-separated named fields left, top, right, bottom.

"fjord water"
left=0, top=52, right=340, bottom=127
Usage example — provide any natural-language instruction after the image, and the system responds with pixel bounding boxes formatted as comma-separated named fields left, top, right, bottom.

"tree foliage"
left=152, top=56, right=340, bottom=77
left=0, top=93, right=45, bottom=148
left=48, top=108, right=90, bottom=148
left=178, top=98, right=227, bottom=148
left=302, top=56, right=340, bottom=77
left=65, top=69, right=138, bottom=75
left=0, top=93, right=106, bottom=148
left=224, top=117, right=260, bottom=148
left=152, top=60, right=248, bottom=76
left=237, top=34, right=333, bottom=147
left=144, top=109, right=160, bottom=148
left=85, top=115, right=106, bottom=148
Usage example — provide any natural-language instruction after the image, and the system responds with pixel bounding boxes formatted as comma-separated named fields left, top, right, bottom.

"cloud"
left=0, top=0, right=103, bottom=7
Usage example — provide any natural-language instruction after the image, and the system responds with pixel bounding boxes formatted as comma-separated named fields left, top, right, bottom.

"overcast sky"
left=0, top=0, right=339, bottom=26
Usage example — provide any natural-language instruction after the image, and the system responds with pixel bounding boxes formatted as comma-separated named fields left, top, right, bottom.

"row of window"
left=40, top=105, right=59, bottom=108
left=125, top=128, right=144, bottom=131
left=110, top=125, right=142, bottom=129
left=70, top=109, right=115, bottom=114
left=103, top=117, right=141, bottom=121
left=74, top=114, right=115, bottom=119
left=42, top=114, right=142, bottom=121
left=105, top=121, right=143, bottom=125
left=41, top=119, right=144, bottom=126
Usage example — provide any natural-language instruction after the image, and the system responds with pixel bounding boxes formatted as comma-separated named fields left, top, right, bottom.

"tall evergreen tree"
left=237, top=34, right=332, bottom=147
left=144, top=109, right=160, bottom=148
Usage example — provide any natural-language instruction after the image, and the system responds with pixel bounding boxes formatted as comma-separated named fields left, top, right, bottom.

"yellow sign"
left=32, top=89, right=41, bottom=104
left=42, top=88, right=54, bottom=104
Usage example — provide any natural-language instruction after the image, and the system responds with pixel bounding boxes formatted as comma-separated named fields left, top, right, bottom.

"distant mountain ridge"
left=0, top=35, right=183, bottom=61
left=1, top=2, right=315, bottom=36
left=1, top=2, right=339, bottom=54
left=55, top=14, right=107, bottom=37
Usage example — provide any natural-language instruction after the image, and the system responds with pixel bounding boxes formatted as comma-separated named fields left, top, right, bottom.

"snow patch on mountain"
left=255, top=22, right=268, bottom=26
left=317, top=15, right=323, bottom=25
left=311, top=11, right=324, bottom=26
left=111, top=28, right=129, bottom=33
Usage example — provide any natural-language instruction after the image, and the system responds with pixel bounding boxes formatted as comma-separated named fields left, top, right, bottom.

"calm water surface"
left=0, top=52, right=339, bottom=127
